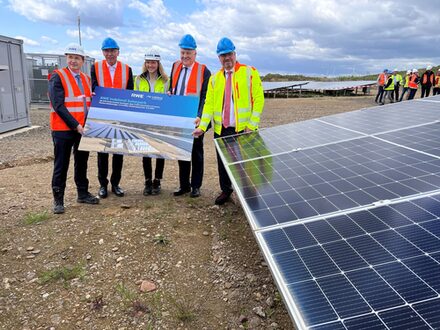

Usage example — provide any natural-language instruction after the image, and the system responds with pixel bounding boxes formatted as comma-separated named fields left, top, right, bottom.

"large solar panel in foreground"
left=215, top=95, right=440, bottom=329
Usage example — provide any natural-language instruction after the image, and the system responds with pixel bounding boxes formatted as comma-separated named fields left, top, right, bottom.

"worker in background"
left=375, top=69, right=388, bottom=104
left=193, top=37, right=265, bottom=205
left=399, top=70, right=412, bottom=102
left=91, top=37, right=134, bottom=198
left=48, top=43, right=99, bottom=214
left=407, top=69, right=420, bottom=100
left=433, top=70, right=440, bottom=96
left=392, top=68, right=402, bottom=102
left=134, top=49, right=169, bottom=196
left=420, top=65, right=435, bottom=98
left=381, top=73, right=395, bottom=105
left=168, top=34, right=211, bottom=198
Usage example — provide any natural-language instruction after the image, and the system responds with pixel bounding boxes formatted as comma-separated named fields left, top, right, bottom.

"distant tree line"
left=261, top=66, right=439, bottom=82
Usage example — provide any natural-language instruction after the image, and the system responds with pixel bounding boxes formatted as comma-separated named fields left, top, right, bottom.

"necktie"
left=75, top=74, right=84, bottom=94
left=179, top=67, right=188, bottom=95
left=223, top=71, right=232, bottom=128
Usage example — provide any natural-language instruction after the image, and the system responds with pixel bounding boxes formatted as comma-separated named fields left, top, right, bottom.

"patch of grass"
left=24, top=211, right=50, bottom=225
left=39, top=263, right=86, bottom=284
left=169, top=296, right=196, bottom=322
left=116, top=282, right=137, bottom=303
left=152, top=234, right=170, bottom=245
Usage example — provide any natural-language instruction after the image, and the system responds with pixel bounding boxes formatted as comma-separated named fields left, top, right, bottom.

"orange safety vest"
left=94, top=60, right=130, bottom=89
left=422, top=72, right=434, bottom=85
left=50, top=68, right=91, bottom=131
left=378, top=73, right=386, bottom=86
left=408, top=75, right=419, bottom=89
left=170, top=61, right=206, bottom=96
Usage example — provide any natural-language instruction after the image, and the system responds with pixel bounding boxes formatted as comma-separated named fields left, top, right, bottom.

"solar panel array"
left=215, top=96, right=440, bottom=329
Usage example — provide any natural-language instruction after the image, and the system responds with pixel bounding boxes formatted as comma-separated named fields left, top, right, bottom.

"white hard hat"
left=64, top=43, right=85, bottom=57
left=393, top=68, right=398, bottom=72
left=144, top=48, right=161, bottom=61
left=406, top=70, right=411, bottom=74
left=412, top=69, right=418, bottom=73
left=427, top=65, right=433, bottom=70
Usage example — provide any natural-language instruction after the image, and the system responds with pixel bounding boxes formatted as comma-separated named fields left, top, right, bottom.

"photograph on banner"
left=79, top=86, right=199, bottom=161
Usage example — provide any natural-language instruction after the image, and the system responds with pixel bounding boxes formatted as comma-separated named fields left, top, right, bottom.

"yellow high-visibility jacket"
left=198, top=62, right=264, bottom=135
left=134, top=74, right=168, bottom=93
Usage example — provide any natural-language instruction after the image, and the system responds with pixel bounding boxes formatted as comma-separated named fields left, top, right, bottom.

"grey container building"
left=26, top=53, right=95, bottom=103
left=0, top=35, right=30, bottom=134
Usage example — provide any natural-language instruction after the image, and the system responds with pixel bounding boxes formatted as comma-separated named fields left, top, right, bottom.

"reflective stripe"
left=121, top=63, right=128, bottom=89
left=135, top=76, right=141, bottom=91
left=57, top=69, right=74, bottom=96
left=237, top=117, right=249, bottom=124
left=251, top=111, right=261, bottom=119
left=195, top=64, right=202, bottom=96
left=96, top=62, right=104, bottom=86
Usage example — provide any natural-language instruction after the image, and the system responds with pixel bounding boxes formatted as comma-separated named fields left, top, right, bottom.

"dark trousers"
left=214, top=127, right=242, bottom=194
left=394, top=86, right=400, bottom=101
left=177, top=134, right=204, bottom=189
left=375, top=86, right=384, bottom=103
left=52, top=132, right=89, bottom=196
left=421, top=85, right=431, bottom=98
left=433, top=87, right=440, bottom=96
left=399, top=87, right=409, bottom=101
left=97, top=152, right=123, bottom=187
left=408, top=88, right=417, bottom=100
left=143, top=157, right=165, bottom=181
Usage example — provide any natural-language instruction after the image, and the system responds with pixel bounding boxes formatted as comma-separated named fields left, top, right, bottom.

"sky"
left=1, top=0, right=440, bottom=77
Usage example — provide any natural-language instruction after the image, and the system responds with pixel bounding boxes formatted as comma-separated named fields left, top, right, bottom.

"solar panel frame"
left=214, top=95, right=440, bottom=329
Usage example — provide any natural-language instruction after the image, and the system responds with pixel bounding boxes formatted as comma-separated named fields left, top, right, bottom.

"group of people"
left=375, top=66, right=440, bottom=105
left=48, top=35, right=264, bottom=214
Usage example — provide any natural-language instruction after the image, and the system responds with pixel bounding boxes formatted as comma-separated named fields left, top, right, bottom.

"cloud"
left=8, top=0, right=125, bottom=27
left=66, top=26, right=102, bottom=41
left=41, top=36, right=59, bottom=45
left=128, top=0, right=169, bottom=21
left=14, top=35, right=39, bottom=46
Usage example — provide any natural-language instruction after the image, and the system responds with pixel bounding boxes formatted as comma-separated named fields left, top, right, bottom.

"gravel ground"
left=0, top=95, right=374, bottom=329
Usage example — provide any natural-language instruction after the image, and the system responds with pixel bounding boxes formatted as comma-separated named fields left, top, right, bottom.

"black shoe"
left=98, top=186, right=108, bottom=198
left=77, top=192, right=100, bottom=204
left=143, top=179, right=153, bottom=196
left=152, top=179, right=161, bottom=195
left=190, top=187, right=201, bottom=198
left=53, top=200, right=65, bottom=214
left=215, top=192, right=231, bottom=205
left=112, top=185, right=125, bottom=197
left=173, top=187, right=191, bottom=196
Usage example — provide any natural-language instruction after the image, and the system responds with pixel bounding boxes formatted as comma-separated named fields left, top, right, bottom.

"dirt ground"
left=0, top=95, right=374, bottom=330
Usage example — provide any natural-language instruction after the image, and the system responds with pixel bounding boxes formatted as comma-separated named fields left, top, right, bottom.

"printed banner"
left=79, top=86, right=199, bottom=161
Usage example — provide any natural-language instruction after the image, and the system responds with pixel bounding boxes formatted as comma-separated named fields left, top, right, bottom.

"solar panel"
left=258, top=194, right=440, bottom=329
left=215, top=95, right=440, bottom=329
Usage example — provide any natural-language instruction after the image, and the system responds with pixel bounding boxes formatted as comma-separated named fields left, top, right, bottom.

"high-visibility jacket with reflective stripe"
left=170, top=61, right=206, bottom=96
left=404, top=75, right=410, bottom=88
left=435, top=76, right=440, bottom=88
left=134, top=75, right=167, bottom=93
left=199, top=62, right=264, bottom=135
left=421, top=71, right=435, bottom=85
left=409, top=75, right=419, bottom=89
left=50, top=68, right=91, bottom=131
left=377, top=73, right=386, bottom=86
left=94, top=60, right=130, bottom=89
left=385, top=77, right=395, bottom=91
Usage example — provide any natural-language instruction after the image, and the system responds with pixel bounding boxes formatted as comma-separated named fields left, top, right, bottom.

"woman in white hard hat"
left=134, top=49, right=169, bottom=196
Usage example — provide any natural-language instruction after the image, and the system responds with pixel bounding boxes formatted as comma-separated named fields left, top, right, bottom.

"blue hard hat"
left=178, top=34, right=197, bottom=50
left=383, top=69, right=389, bottom=73
left=216, top=37, right=235, bottom=55
left=101, top=37, right=119, bottom=50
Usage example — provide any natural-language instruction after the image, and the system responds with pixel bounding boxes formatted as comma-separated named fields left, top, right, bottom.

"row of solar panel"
left=258, top=193, right=440, bottom=329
